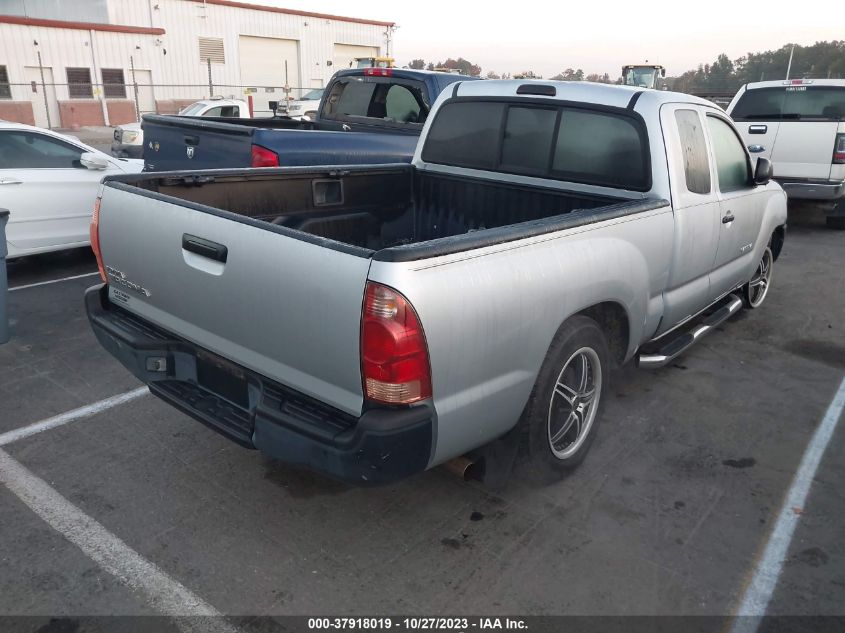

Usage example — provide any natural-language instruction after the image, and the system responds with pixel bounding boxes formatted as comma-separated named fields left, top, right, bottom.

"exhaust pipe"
left=443, top=456, right=484, bottom=482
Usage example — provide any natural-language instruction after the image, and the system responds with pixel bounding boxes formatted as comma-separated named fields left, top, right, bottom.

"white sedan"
left=0, top=121, right=143, bottom=259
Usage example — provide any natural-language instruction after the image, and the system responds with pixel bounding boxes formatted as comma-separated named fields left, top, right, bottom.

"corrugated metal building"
left=0, top=0, right=395, bottom=127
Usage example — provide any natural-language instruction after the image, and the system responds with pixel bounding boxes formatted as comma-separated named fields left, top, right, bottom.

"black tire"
left=826, top=215, right=845, bottom=230
left=742, top=246, right=773, bottom=309
left=518, top=316, right=610, bottom=483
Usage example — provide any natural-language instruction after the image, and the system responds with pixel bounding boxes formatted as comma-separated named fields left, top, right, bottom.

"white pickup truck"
left=87, top=81, right=787, bottom=486
left=728, top=79, right=845, bottom=229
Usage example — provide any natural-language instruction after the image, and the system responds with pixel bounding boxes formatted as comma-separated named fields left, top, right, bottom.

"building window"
left=198, top=37, right=225, bottom=64
left=0, top=66, right=11, bottom=99
left=67, top=68, right=93, bottom=99
left=101, top=69, right=126, bottom=99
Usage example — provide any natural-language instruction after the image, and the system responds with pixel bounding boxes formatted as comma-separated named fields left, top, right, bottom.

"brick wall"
left=0, top=101, right=35, bottom=126
left=58, top=100, right=105, bottom=127
left=106, top=100, right=136, bottom=125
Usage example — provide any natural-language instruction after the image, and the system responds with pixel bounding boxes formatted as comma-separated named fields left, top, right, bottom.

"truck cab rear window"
left=731, top=86, right=845, bottom=121
left=324, top=78, right=428, bottom=125
left=422, top=100, right=650, bottom=191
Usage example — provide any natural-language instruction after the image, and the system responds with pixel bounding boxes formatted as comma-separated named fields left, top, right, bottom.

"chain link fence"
left=2, top=76, right=318, bottom=129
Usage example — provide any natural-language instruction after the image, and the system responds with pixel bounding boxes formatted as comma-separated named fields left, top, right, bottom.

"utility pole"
left=36, top=49, right=51, bottom=129
left=207, top=57, right=213, bottom=97
left=785, top=44, right=795, bottom=80
left=130, top=56, right=140, bottom=122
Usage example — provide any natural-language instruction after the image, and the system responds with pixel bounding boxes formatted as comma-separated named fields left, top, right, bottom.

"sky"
left=262, top=0, right=841, bottom=78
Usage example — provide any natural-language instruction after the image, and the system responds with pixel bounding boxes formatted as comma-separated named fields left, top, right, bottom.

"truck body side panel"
left=368, top=206, right=674, bottom=465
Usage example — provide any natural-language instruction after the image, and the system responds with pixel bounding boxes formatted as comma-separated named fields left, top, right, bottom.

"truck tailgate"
left=97, top=182, right=372, bottom=415
left=143, top=116, right=255, bottom=171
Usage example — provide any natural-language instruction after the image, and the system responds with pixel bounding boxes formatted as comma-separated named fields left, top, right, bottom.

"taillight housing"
left=833, top=134, right=845, bottom=164
left=363, top=68, right=393, bottom=77
left=90, top=197, right=107, bottom=282
left=361, top=282, right=432, bottom=405
left=251, top=144, right=279, bottom=167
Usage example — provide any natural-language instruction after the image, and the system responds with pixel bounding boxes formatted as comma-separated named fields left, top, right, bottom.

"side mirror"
left=79, top=152, right=109, bottom=170
left=754, top=157, right=773, bottom=186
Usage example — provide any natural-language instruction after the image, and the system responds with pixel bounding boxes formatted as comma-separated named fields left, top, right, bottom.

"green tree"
left=408, top=59, right=426, bottom=70
left=432, top=57, right=482, bottom=77
left=550, top=68, right=584, bottom=81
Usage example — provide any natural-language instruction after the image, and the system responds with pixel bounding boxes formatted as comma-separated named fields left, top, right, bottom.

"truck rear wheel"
left=519, top=316, right=609, bottom=482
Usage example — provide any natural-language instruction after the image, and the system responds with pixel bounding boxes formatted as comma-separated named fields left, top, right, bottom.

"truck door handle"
left=183, top=135, right=199, bottom=146
left=182, top=234, right=228, bottom=263
left=749, top=125, right=767, bottom=134
left=0, top=177, right=22, bottom=185
left=722, top=212, right=735, bottom=224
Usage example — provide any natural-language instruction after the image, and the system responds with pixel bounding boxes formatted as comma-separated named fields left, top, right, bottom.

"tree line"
left=405, top=41, right=845, bottom=93
left=670, top=41, right=845, bottom=93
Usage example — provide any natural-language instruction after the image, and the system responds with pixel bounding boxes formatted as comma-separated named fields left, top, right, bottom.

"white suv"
left=727, top=79, right=845, bottom=229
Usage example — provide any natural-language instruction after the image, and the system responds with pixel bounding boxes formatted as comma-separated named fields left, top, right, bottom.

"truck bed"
left=118, top=165, right=641, bottom=258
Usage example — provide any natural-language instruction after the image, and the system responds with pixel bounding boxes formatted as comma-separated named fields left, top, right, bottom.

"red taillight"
left=251, top=144, right=279, bottom=167
left=361, top=282, right=431, bottom=405
left=90, top=197, right=107, bottom=283
left=363, top=68, right=393, bottom=77
left=833, top=134, right=845, bottom=165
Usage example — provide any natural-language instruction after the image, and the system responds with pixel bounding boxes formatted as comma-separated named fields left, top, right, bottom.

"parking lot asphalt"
left=0, top=203, right=843, bottom=627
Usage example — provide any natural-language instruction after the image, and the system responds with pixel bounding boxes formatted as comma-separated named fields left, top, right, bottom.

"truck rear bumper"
left=777, top=178, right=845, bottom=201
left=85, top=284, right=434, bottom=485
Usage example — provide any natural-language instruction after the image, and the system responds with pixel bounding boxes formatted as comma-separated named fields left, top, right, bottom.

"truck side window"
left=421, top=101, right=505, bottom=170
left=552, top=109, right=647, bottom=190
left=204, top=106, right=238, bottom=117
left=500, top=106, right=557, bottom=174
left=706, top=116, right=751, bottom=193
left=674, top=109, right=711, bottom=194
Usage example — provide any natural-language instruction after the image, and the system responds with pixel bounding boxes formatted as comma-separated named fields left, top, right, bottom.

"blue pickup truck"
left=142, top=68, right=476, bottom=171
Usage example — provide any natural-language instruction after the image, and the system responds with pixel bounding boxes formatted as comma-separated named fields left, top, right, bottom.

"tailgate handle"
left=182, top=234, right=228, bottom=263
left=748, top=125, right=767, bottom=134
left=183, top=135, right=199, bottom=146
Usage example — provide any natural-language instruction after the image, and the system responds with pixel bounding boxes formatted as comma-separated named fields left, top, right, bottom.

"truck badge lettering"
left=105, top=266, right=152, bottom=298
left=186, top=146, right=195, bottom=159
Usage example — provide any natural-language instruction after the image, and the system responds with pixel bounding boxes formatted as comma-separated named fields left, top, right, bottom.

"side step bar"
left=637, top=294, right=743, bottom=369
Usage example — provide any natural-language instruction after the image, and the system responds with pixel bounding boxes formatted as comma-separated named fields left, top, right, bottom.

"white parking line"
left=732, top=374, right=845, bottom=630
left=0, top=387, right=148, bottom=447
left=8, top=271, right=100, bottom=292
left=0, top=448, right=239, bottom=633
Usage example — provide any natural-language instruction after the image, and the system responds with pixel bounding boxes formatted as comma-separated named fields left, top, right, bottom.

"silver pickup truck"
left=86, top=80, right=787, bottom=485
